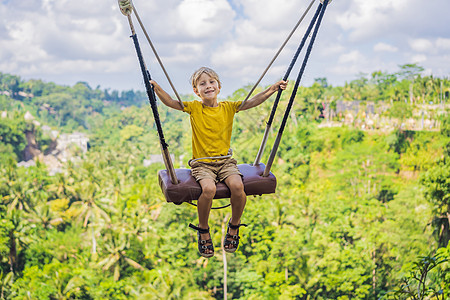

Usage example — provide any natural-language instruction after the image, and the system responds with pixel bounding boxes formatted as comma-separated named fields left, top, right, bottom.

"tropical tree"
left=97, top=223, right=147, bottom=281
left=421, top=160, right=450, bottom=248
left=0, top=270, right=13, bottom=299
left=3, top=209, right=33, bottom=274
left=383, top=252, right=448, bottom=300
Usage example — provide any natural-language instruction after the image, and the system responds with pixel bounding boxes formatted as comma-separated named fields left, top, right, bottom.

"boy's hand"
left=239, top=79, right=290, bottom=111
left=149, top=80, right=184, bottom=111
left=149, top=80, right=160, bottom=91
left=271, top=80, right=288, bottom=92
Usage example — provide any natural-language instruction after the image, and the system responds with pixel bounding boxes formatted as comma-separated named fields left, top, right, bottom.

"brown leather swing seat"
left=158, top=163, right=276, bottom=204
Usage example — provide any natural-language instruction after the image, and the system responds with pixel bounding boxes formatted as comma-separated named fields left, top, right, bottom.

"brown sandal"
left=223, top=221, right=248, bottom=253
left=189, top=224, right=214, bottom=258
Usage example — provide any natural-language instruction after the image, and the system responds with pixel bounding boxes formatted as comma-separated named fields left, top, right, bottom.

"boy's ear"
left=193, top=88, right=200, bottom=97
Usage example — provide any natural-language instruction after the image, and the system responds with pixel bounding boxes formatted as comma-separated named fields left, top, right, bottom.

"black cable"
left=187, top=202, right=231, bottom=210
left=280, top=0, right=329, bottom=134
left=131, top=33, right=169, bottom=150
left=266, top=3, right=323, bottom=128
left=265, top=0, right=329, bottom=173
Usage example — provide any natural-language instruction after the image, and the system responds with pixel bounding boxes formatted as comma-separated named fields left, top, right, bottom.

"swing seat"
left=158, top=163, right=277, bottom=204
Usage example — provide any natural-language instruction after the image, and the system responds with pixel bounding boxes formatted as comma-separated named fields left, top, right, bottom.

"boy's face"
left=193, top=73, right=220, bottom=102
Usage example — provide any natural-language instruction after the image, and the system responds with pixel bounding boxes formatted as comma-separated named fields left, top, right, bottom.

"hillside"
left=0, top=69, right=449, bottom=299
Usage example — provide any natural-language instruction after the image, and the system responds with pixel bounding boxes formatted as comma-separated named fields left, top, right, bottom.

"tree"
left=0, top=74, right=21, bottom=97
left=0, top=116, right=27, bottom=161
left=421, top=160, right=450, bottom=247
left=384, top=253, right=447, bottom=300
left=0, top=270, right=13, bottom=299
left=3, top=209, right=33, bottom=275
left=397, top=63, right=424, bottom=81
left=97, top=224, right=147, bottom=281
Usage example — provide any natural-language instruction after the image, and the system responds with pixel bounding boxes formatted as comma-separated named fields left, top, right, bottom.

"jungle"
left=0, top=64, right=449, bottom=299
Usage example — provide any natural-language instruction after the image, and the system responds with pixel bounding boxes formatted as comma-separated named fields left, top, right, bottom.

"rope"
left=238, top=0, right=315, bottom=111
left=254, top=3, right=323, bottom=165
left=132, top=3, right=184, bottom=109
left=132, top=38, right=179, bottom=185
left=263, top=0, right=330, bottom=177
left=120, top=0, right=178, bottom=184
left=132, top=37, right=168, bottom=149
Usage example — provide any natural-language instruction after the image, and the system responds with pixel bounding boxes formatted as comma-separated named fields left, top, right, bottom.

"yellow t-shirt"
left=183, top=100, right=242, bottom=161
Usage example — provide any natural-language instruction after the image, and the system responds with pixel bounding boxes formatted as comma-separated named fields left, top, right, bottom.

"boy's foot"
left=189, top=224, right=214, bottom=258
left=223, top=220, right=247, bottom=253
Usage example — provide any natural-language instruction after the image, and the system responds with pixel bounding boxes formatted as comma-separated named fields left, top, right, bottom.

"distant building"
left=56, top=132, right=89, bottom=161
left=16, top=111, right=90, bottom=174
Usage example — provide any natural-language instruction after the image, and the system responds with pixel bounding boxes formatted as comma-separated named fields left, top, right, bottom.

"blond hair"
left=190, top=67, right=221, bottom=89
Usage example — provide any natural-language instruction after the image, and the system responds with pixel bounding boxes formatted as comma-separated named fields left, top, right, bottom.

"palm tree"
left=0, top=271, right=14, bottom=299
left=28, top=202, right=63, bottom=229
left=97, top=225, right=147, bottom=281
left=51, top=271, right=85, bottom=300
left=46, top=172, right=77, bottom=202
left=5, top=210, right=32, bottom=274
left=70, top=184, right=112, bottom=256
left=71, top=192, right=112, bottom=228
left=68, top=160, right=112, bottom=228
left=2, top=168, right=33, bottom=213
left=129, top=269, right=201, bottom=299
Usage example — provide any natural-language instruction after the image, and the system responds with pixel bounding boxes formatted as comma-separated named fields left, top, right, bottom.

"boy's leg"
left=224, top=174, right=247, bottom=247
left=197, top=178, right=216, bottom=228
left=197, top=178, right=216, bottom=255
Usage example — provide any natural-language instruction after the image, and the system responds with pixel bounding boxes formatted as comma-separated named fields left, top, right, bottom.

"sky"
left=1, top=0, right=449, bottom=97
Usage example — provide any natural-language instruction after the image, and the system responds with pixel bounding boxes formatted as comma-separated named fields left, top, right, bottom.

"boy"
left=150, top=67, right=287, bottom=257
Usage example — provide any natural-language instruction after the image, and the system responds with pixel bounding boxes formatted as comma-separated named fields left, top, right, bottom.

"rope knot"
left=118, top=0, right=133, bottom=16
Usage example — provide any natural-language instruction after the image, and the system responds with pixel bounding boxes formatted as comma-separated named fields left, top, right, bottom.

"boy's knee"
left=229, top=180, right=244, bottom=195
left=201, top=184, right=216, bottom=198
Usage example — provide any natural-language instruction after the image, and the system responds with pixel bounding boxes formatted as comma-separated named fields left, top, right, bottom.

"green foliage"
left=441, top=115, right=450, bottom=138
left=421, top=159, right=450, bottom=247
left=120, top=124, right=144, bottom=143
left=0, top=69, right=448, bottom=299
left=383, top=250, right=448, bottom=300
left=400, top=131, right=443, bottom=171
left=386, top=101, right=413, bottom=125
left=397, top=63, right=425, bottom=81
left=386, top=129, right=411, bottom=154
left=0, top=115, right=26, bottom=161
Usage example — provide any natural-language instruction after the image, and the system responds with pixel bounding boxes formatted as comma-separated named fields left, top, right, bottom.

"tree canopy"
left=0, top=66, right=449, bottom=299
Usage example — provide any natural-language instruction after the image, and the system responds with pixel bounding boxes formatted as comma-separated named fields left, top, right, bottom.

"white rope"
left=237, top=0, right=316, bottom=111
left=131, top=2, right=184, bottom=109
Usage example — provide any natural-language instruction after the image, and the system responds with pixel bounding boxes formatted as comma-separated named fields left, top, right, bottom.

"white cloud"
left=374, top=42, right=398, bottom=52
left=336, top=0, right=408, bottom=40
left=410, top=54, right=427, bottom=63
left=338, top=50, right=366, bottom=64
left=175, top=0, right=235, bottom=39
left=235, top=0, right=302, bottom=30
left=0, top=0, right=449, bottom=95
left=409, top=38, right=433, bottom=53
left=436, top=38, right=450, bottom=50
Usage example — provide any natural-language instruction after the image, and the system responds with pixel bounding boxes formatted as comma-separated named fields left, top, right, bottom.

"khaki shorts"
left=190, top=158, right=242, bottom=183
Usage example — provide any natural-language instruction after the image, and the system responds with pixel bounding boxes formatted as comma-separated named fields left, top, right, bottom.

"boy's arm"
left=150, top=80, right=184, bottom=111
left=238, top=80, right=288, bottom=111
